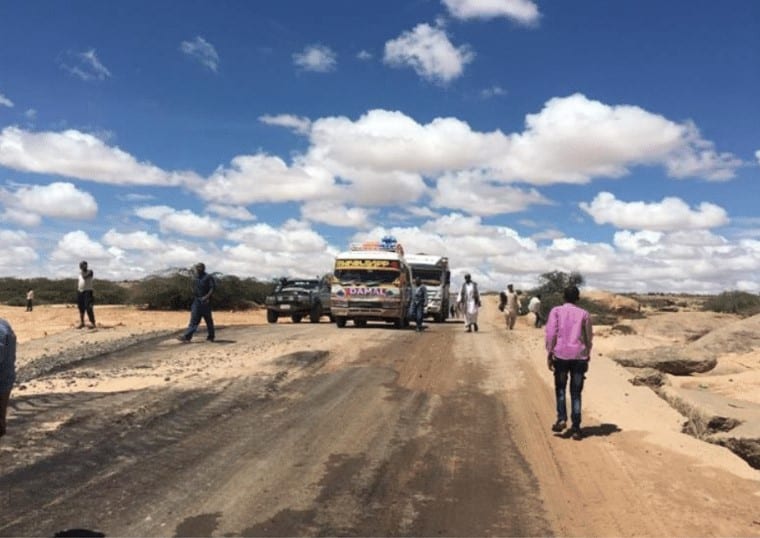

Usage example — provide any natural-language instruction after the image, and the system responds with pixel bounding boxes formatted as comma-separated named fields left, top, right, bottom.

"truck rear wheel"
left=336, top=316, right=347, bottom=328
left=267, top=310, right=278, bottom=323
left=291, top=314, right=302, bottom=323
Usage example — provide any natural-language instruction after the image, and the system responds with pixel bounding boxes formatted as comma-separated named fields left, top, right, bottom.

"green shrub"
left=703, top=291, right=760, bottom=317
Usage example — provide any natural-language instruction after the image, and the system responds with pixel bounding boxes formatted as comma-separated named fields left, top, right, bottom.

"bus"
left=331, top=238, right=412, bottom=328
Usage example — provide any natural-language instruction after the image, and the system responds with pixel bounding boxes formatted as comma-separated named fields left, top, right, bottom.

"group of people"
left=3, top=265, right=592, bottom=443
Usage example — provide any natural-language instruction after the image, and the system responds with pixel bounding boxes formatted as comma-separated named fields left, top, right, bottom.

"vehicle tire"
left=434, top=312, right=444, bottom=323
left=267, top=310, right=278, bottom=323
left=336, top=316, right=347, bottom=328
left=310, top=303, right=322, bottom=323
left=328, top=314, right=335, bottom=323
left=354, top=319, right=367, bottom=328
left=291, top=314, right=302, bottom=323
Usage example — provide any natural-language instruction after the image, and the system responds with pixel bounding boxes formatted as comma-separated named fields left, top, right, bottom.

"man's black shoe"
left=473, top=323, right=478, bottom=332
left=551, top=420, right=567, bottom=433
left=571, top=427, right=583, bottom=440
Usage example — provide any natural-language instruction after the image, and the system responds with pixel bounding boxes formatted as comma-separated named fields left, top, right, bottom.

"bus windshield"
left=334, top=268, right=400, bottom=286
left=411, top=268, right=441, bottom=285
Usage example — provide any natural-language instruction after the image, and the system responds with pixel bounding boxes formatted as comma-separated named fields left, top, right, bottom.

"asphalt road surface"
left=1, top=320, right=551, bottom=537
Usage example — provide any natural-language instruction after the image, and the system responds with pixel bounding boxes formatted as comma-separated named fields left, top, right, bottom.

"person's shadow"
left=556, top=423, right=621, bottom=439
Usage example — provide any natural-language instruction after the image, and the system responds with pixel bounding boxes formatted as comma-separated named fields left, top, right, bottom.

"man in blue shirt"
left=177, top=262, right=216, bottom=343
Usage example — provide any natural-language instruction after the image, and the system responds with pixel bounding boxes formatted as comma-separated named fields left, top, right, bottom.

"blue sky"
left=0, top=0, right=758, bottom=293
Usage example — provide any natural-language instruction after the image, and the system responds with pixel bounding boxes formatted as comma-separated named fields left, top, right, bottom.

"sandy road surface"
left=2, top=305, right=760, bottom=536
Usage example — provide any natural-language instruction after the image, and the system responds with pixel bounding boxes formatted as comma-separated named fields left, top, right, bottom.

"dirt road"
left=2, top=310, right=760, bottom=537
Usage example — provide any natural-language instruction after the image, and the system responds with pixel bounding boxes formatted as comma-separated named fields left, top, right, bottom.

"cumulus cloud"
left=492, top=93, right=741, bottom=183
left=180, top=36, right=220, bottom=72
left=442, top=0, right=540, bottom=25
left=259, top=114, right=311, bottom=135
left=59, top=49, right=111, bottom=81
left=0, top=181, right=97, bottom=225
left=357, top=50, right=373, bottom=61
left=300, top=200, right=375, bottom=228
left=205, top=204, right=256, bottom=221
left=194, top=153, right=337, bottom=205
left=480, top=85, right=507, bottom=99
left=135, top=205, right=225, bottom=238
left=756, top=149, right=760, bottom=165
left=50, top=230, right=111, bottom=263
left=102, top=229, right=165, bottom=251
left=0, top=127, right=196, bottom=186
left=580, top=192, right=729, bottom=231
left=293, top=44, right=337, bottom=72
left=431, top=171, right=550, bottom=215
left=384, top=23, right=474, bottom=83
left=0, top=93, right=13, bottom=107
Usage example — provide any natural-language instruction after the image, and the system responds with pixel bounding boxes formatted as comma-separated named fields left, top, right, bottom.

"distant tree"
left=703, top=291, right=760, bottom=317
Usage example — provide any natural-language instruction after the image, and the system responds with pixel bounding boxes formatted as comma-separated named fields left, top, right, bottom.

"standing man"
left=457, top=273, right=481, bottom=333
left=503, top=284, right=521, bottom=330
left=178, top=262, right=216, bottom=343
left=409, top=276, right=427, bottom=333
left=25, top=289, right=34, bottom=312
left=528, top=294, right=543, bottom=328
left=0, top=318, right=16, bottom=439
left=77, top=261, right=96, bottom=329
left=545, top=285, right=593, bottom=440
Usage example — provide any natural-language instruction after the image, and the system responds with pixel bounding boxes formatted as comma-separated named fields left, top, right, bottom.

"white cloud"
left=755, top=149, right=760, bottom=165
left=195, top=153, right=337, bottom=205
left=102, top=229, right=164, bottom=251
left=205, top=204, right=256, bottom=221
left=580, top=192, right=729, bottom=231
left=60, top=49, right=111, bottom=81
left=50, top=230, right=111, bottom=263
left=300, top=200, right=375, bottom=228
left=0, top=126, right=196, bottom=186
left=357, top=50, right=373, bottom=61
left=442, top=0, right=540, bottom=25
left=293, top=44, right=337, bottom=72
left=493, top=93, right=741, bottom=183
left=384, top=23, right=474, bottom=83
left=431, top=171, right=550, bottom=215
left=135, top=205, right=225, bottom=238
left=0, top=93, right=13, bottom=107
left=180, top=36, right=220, bottom=72
left=259, top=114, right=312, bottom=135
left=1, top=181, right=97, bottom=225
left=0, top=230, right=39, bottom=272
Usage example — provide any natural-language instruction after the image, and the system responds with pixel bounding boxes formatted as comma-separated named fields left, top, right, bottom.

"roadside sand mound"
left=585, top=290, right=640, bottom=314
left=688, top=313, right=760, bottom=355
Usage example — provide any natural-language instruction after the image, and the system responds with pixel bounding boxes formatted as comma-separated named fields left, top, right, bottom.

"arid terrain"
left=1, top=296, right=760, bottom=537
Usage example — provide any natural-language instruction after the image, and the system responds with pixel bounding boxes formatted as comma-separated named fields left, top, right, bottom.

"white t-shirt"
left=78, top=271, right=94, bottom=292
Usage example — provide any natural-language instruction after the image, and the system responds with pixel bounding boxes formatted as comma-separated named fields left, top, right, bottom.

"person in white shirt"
left=77, top=260, right=96, bottom=329
left=502, top=284, right=521, bottom=330
left=528, top=294, right=543, bottom=328
left=457, top=273, right=481, bottom=333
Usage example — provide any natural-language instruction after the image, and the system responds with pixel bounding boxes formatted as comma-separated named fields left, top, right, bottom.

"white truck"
left=331, top=238, right=413, bottom=329
left=405, top=254, right=451, bottom=323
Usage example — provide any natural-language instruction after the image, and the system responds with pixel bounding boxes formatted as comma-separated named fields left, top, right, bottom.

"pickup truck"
left=265, top=277, right=332, bottom=323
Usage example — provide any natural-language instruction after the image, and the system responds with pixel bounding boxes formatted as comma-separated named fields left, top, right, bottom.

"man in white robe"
left=457, top=273, right=481, bottom=332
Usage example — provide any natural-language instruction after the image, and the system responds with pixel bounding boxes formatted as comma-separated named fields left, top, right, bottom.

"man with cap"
left=177, top=262, right=216, bottom=343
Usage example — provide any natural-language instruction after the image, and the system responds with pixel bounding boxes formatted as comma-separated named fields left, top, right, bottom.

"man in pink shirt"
left=545, top=285, right=593, bottom=440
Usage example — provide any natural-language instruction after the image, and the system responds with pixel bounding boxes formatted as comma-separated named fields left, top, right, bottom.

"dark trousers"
left=183, top=298, right=215, bottom=340
left=26, top=300, right=33, bottom=312
left=553, top=359, right=588, bottom=427
left=77, top=290, right=95, bottom=324
left=410, top=303, right=424, bottom=330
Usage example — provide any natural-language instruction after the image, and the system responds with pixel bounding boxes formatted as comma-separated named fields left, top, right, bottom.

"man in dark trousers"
left=177, top=262, right=216, bottom=343
left=409, top=276, right=428, bottom=332
left=77, top=260, right=96, bottom=329
left=0, top=318, right=16, bottom=439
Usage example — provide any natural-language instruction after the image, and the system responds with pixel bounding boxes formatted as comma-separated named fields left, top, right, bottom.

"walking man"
left=0, top=318, right=16, bottom=439
left=25, top=289, right=34, bottom=312
left=528, top=294, right=543, bottom=328
left=409, top=276, right=427, bottom=332
left=457, top=273, right=481, bottom=332
left=503, top=284, right=520, bottom=330
left=77, top=261, right=96, bottom=329
left=545, top=285, right=593, bottom=440
left=178, top=262, right=216, bottom=343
